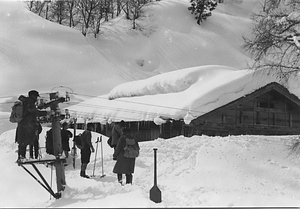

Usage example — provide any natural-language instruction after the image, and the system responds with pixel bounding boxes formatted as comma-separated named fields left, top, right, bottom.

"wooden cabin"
left=78, top=82, right=300, bottom=140
left=190, top=82, right=300, bottom=136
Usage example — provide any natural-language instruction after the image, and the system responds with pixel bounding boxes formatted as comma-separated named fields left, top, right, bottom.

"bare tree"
left=77, top=0, right=101, bottom=36
left=129, top=0, right=143, bottom=29
left=66, top=1, right=76, bottom=27
left=51, top=1, right=66, bottom=24
left=23, top=0, right=155, bottom=36
left=243, top=0, right=300, bottom=82
left=122, top=0, right=131, bottom=19
left=116, top=0, right=122, bottom=16
left=121, top=0, right=151, bottom=29
left=91, top=1, right=105, bottom=37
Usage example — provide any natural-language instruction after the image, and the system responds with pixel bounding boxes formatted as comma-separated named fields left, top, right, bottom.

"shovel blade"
left=150, top=185, right=162, bottom=203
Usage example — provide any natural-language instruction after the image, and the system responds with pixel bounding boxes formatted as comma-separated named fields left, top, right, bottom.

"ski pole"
left=92, top=137, right=100, bottom=177
left=100, top=136, right=105, bottom=178
left=72, top=118, right=77, bottom=169
left=50, top=164, right=53, bottom=200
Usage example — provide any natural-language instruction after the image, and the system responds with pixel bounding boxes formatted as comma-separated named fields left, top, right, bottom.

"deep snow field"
left=1, top=128, right=300, bottom=207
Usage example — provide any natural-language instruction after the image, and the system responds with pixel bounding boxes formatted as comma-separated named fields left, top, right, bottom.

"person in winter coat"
left=80, top=124, right=95, bottom=178
left=29, top=122, right=42, bottom=159
left=113, top=128, right=139, bottom=185
left=15, top=90, right=48, bottom=163
left=111, top=120, right=125, bottom=149
left=61, top=122, right=73, bottom=159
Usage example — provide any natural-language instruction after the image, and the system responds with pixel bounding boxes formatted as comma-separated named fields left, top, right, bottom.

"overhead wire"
left=70, top=92, right=207, bottom=115
left=0, top=90, right=209, bottom=122
left=0, top=91, right=205, bottom=115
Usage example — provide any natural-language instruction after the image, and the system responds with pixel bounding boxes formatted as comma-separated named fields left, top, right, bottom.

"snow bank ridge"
left=108, top=65, right=240, bottom=100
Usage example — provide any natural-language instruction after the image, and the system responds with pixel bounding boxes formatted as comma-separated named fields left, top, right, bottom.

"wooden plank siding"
left=190, top=82, right=300, bottom=136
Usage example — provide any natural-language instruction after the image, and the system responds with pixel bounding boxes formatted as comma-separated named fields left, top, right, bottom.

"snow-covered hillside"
left=0, top=0, right=257, bottom=99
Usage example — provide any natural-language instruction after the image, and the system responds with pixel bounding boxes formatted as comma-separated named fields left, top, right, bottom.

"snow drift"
left=67, top=65, right=300, bottom=124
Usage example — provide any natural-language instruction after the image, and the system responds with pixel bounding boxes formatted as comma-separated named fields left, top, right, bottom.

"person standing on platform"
left=15, top=90, right=48, bottom=163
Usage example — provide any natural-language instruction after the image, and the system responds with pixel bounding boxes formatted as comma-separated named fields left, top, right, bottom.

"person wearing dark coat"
left=61, top=122, right=73, bottom=158
left=29, top=122, right=42, bottom=159
left=15, top=90, right=48, bottom=162
left=113, top=128, right=139, bottom=185
left=111, top=120, right=125, bottom=149
left=80, top=124, right=95, bottom=178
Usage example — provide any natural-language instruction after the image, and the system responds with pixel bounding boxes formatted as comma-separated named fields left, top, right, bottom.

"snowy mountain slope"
left=0, top=0, right=258, bottom=98
left=93, top=0, right=254, bottom=74
left=0, top=1, right=139, bottom=97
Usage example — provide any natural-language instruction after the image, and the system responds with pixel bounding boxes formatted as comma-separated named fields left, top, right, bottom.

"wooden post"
left=50, top=97, right=66, bottom=195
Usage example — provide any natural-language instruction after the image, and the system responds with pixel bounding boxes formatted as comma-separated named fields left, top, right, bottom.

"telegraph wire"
left=0, top=90, right=208, bottom=120
left=69, top=92, right=206, bottom=115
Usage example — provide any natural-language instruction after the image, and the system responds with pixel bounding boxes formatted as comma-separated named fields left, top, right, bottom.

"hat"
left=28, top=90, right=40, bottom=97
left=119, top=120, right=125, bottom=127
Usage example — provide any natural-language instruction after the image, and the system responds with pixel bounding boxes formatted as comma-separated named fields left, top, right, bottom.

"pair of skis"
left=91, top=136, right=106, bottom=178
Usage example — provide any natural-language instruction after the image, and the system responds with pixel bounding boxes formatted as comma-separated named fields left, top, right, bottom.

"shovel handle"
left=153, top=148, right=158, bottom=186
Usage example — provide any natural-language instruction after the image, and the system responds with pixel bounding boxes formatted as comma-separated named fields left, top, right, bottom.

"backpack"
left=45, top=129, right=54, bottom=155
left=107, top=136, right=113, bottom=148
left=124, top=138, right=140, bottom=158
left=9, top=100, right=23, bottom=123
left=74, top=133, right=85, bottom=149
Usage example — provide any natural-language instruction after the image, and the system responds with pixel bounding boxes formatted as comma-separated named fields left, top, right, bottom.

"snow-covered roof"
left=67, top=65, right=300, bottom=125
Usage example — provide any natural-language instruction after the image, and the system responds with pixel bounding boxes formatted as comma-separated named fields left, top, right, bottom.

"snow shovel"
left=92, top=137, right=100, bottom=177
left=150, top=148, right=162, bottom=203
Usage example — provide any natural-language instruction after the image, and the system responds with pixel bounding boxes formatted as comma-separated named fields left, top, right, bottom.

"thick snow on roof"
left=67, top=65, right=299, bottom=124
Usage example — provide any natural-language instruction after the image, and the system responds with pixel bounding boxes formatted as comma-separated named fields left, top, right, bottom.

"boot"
left=126, top=174, right=133, bottom=184
left=117, top=173, right=123, bottom=185
left=80, top=171, right=90, bottom=178
left=80, top=163, right=90, bottom=178
left=83, top=172, right=90, bottom=178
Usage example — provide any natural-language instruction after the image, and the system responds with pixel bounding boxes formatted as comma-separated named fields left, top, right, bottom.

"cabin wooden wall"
left=191, top=90, right=300, bottom=136
left=83, top=120, right=189, bottom=142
